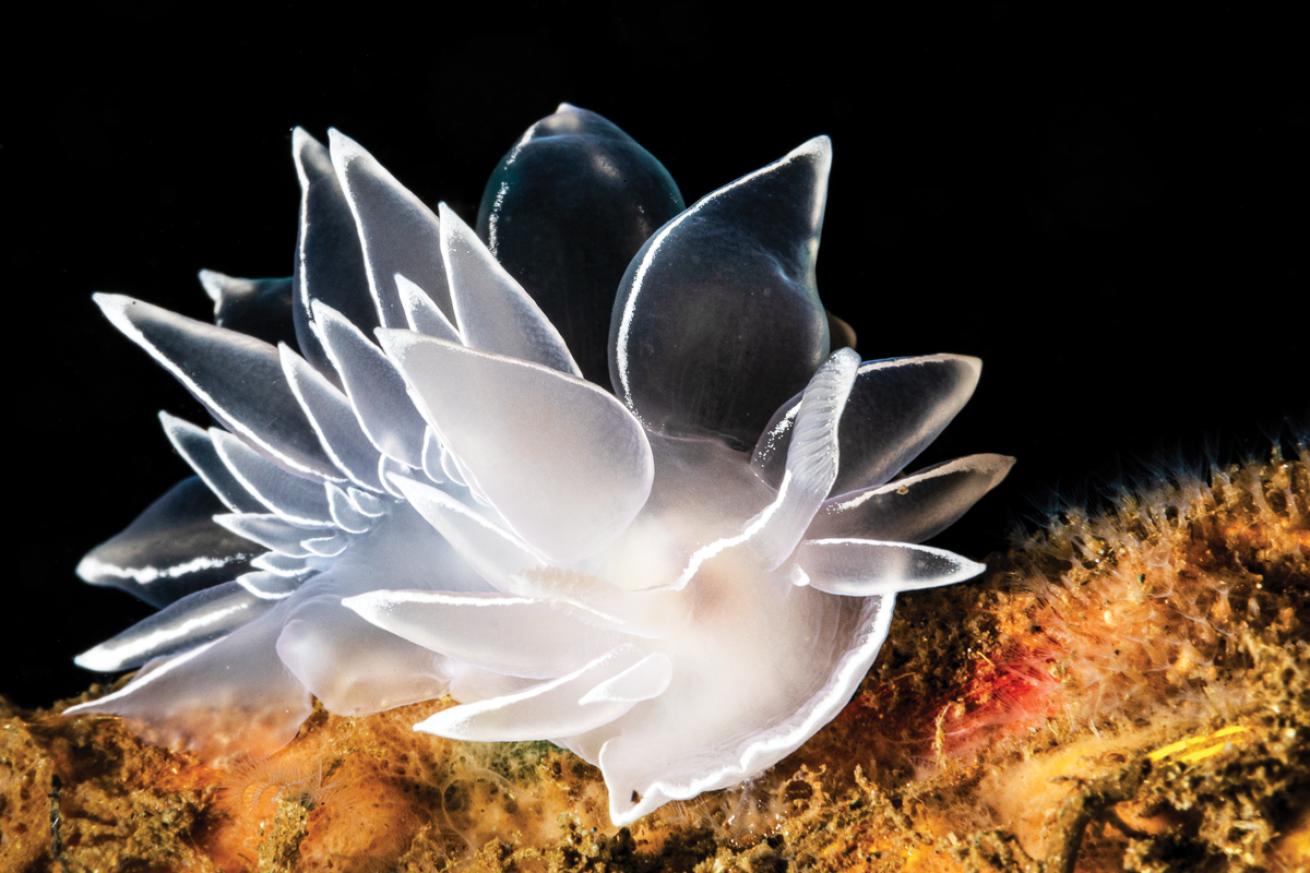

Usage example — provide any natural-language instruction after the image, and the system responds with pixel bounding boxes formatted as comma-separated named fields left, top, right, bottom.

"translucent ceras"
left=69, top=105, right=1013, bottom=824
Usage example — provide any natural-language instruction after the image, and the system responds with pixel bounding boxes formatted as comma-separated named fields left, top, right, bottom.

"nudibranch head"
left=67, top=104, right=1012, bottom=824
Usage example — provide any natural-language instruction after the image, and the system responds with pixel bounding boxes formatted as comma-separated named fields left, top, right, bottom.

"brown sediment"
left=2, top=447, right=1306, bottom=872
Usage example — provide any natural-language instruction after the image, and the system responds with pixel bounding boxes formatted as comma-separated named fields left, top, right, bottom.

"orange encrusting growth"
left=2, top=443, right=1306, bottom=872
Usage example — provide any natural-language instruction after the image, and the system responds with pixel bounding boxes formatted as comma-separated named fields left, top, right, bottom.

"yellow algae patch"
left=1147, top=724, right=1251, bottom=765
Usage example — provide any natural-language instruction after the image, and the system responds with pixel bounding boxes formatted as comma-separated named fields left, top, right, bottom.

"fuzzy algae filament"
left=4, top=442, right=1305, bottom=871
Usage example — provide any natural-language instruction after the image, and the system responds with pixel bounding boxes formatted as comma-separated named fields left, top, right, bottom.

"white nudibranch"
left=67, top=105, right=1013, bottom=824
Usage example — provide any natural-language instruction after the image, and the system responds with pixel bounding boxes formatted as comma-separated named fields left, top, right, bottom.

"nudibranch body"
left=69, top=105, right=1012, bottom=824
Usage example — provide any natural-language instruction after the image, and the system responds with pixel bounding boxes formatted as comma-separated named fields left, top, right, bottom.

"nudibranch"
left=68, top=105, right=1012, bottom=824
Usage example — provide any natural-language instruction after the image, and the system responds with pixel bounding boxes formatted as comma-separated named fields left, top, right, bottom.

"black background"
left=7, top=4, right=1306, bottom=706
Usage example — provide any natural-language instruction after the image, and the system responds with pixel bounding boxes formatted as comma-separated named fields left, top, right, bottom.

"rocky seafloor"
left=2, top=447, right=1307, bottom=872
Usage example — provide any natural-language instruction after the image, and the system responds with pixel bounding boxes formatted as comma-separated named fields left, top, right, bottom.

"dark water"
left=6, top=4, right=1306, bottom=705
